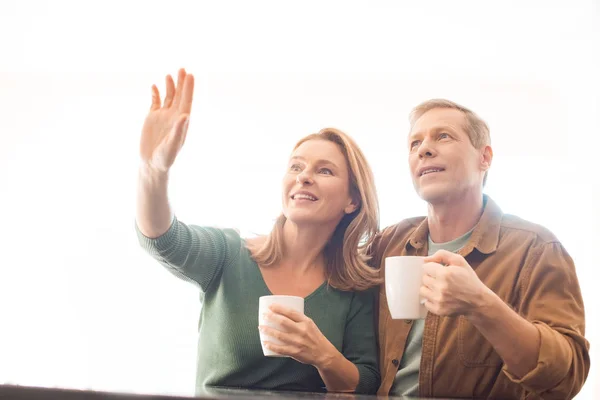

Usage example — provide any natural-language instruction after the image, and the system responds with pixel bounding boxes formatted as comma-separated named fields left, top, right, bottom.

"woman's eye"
left=439, top=133, right=449, bottom=139
left=290, top=164, right=302, bottom=172
left=319, top=168, right=333, bottom=175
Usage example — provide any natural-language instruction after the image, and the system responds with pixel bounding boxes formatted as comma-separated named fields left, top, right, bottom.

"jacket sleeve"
left=502, top=241, right=590, bottom=399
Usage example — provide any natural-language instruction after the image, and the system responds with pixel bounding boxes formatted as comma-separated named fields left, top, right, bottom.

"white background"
left=0, top=0, right=598, bottom=398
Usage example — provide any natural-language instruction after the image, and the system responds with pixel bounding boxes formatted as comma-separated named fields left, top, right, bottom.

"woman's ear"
left=344, top=193, right=360, bottom=214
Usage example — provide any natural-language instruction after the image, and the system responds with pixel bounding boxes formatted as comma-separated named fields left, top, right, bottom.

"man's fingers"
left=420, top=285, right=434, bottom=303
left=424, top=249, right=453, bottom=264
left=423, top=262, right=443, bottom=277
left=424, top=249, right=468, bottom=268
left=422, top=273, right=436, bottom=289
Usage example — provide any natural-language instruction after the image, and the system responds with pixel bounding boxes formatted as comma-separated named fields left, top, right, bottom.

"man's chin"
left=417, top=186, right=448, bottom=204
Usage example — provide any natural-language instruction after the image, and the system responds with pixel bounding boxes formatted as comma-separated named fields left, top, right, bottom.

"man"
left=369, top=99, right=590, bottom=399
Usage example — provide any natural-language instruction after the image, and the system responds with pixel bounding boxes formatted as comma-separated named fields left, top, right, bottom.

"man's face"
left=408, top=108, right=491, bottom=204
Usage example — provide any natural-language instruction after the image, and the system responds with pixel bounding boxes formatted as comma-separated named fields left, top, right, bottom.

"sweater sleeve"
left=342, top=288, right=381, bottom=394
left=135, top=216, right=242, bottom=293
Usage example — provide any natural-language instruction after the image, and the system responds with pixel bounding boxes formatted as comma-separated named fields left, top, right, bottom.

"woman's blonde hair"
left=247, top=128, right=381, bottom=291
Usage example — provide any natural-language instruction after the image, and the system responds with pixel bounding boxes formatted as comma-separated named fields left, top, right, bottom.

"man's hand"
left=420, top=249, right=493, bottom=317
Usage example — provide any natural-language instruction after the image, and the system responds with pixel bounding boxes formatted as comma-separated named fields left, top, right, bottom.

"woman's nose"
left=296, top=171, right=314, bottom=185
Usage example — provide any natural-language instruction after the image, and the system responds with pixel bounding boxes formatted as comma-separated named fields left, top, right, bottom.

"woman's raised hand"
left=140, top=68, right=194, bottom=172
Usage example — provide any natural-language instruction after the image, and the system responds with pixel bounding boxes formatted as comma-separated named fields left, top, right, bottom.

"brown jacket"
left=370, top=196, right=590, bottom=399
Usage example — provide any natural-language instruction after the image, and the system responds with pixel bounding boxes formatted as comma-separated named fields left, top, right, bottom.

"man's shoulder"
left=367, top=216, right=425, bottom=267
left=380, top=216, right=426, bottom=238
left=372, top=216, right=426, bottom=252
left=499, top=213, right=560, bottom=245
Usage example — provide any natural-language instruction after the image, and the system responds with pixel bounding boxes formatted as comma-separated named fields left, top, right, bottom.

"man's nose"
left=417, top=139, right=436, bottom=158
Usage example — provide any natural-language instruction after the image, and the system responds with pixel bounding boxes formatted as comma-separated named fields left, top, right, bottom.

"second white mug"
left=385, top=256, right=428, bottom=320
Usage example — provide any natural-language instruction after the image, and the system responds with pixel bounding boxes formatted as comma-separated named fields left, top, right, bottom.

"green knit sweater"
left=136, top=217, right=380, bottom=394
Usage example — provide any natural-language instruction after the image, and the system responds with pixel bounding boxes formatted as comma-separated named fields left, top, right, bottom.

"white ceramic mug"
left=258, top=295, right=305, bottom=357
left=385, top=256, right=428, bottom=319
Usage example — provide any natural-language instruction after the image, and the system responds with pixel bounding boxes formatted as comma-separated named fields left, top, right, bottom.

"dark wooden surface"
left=0, top=385, right=460, bottom=399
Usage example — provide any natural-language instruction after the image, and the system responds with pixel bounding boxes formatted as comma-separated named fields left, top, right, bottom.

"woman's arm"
left=136, top=68, right=193, bottom=237
left=136, top=164, right=173, bottom=238
left=135, top=69, right=239, bottom=292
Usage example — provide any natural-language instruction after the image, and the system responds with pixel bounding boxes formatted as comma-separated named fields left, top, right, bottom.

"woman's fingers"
left=150, top=84, right=161, bottom=111
left=150, top=68, right=194, bottom=113
left=162, top=74, right=176, bottom=108
left=259, top=326, right=301, bottom=348
left=262, top=341, right=294, bottom=357
left=263, top=311, right=298, bottom=332
left=173, top=68, right=187, bottom=107
left=268, top=304, right=307, bottom=323
left=179, top=73, right=195, bottom=114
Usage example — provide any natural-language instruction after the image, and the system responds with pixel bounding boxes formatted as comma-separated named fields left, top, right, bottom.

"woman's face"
left=282, top=139, right=357, bottom=227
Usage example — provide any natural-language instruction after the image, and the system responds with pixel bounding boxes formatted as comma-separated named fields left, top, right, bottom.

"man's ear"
left=481, top=145, right=493, bottom=172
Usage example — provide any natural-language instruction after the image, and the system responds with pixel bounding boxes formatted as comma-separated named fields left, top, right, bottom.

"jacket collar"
left=406, top=194, right=502, bottom=255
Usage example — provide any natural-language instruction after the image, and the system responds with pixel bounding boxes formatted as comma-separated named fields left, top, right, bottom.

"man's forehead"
left=410, top=108, right=466, bottom=135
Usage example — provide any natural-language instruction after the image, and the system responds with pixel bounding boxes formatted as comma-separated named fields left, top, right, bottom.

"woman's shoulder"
left=243, top=235, right=268, bottom=259
left=244, top=235, right=267, bottom=248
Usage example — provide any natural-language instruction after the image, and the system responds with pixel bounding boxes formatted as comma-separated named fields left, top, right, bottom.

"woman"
left=136, top=68, right=381, bottom=394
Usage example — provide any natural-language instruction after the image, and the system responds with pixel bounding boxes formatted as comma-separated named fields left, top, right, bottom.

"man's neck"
left=427, top=192, right=485, bottom=243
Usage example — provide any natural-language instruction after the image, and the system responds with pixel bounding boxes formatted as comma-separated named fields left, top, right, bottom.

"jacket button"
left=392, top=359, right=399, bottom=367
